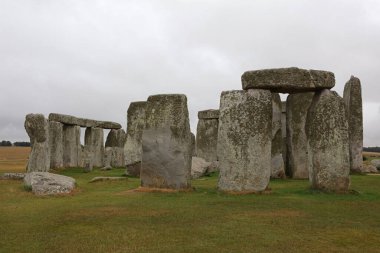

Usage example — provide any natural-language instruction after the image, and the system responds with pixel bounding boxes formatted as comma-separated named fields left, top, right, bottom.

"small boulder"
left=362, top=164, right=378, bottom=174
left=24, top=172, right=76, bottom=196
left=191, top=157, right=211, bottom=179
left=370, top=159, right=380, bottom=169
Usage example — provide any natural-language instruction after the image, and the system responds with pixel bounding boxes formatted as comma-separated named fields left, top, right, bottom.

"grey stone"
left=125, top=162, right=141, bottom=177
left=82, top=151, right=94, bottom=173
left=124, top=101, right=147, bottom=166
left=271, top=94, right=285, bottom=178
left=106, top=129, right=126, bottom=167
left=102, top=147, right=113, bottom=170
left=49, top=121, right=64, bottom=169
left=84, top=127, right=104, bottom=167
left=141, top=94, right=192, bottom=190
left=362, top=164, right=378, bottom=174
left=191, top=132, right=196, bottom=157
left=24, top=172, right=76, bottom=195
left=63, top=125, right=81, bottom=168
left=89, top=177, right=127, bottom=183
left=286, top=92, right=314, bottom=179
left=191, top=157, right=211, bottom=179
left=25, top=114, right=50, bottom=172
left=281, top=101, right=288, bottom=175
left=242, top=67, right=335, bottom=93
left=344, top=76, right=363, bottom=173
left=48, top=113, right=121, bottom=129
left=217, top=89, right=272, bottom=193
left=370, top=159, right=380, bottom=169
left=306, top=89, right=350, bottom=192
left=0, top=173, right=26, bottom=180
left=198, top=109, right=220, bottom=119
left=196, top=110, right=219, bottom=162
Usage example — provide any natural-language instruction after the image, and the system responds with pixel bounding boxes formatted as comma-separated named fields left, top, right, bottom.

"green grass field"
left=1, top=168, right=380, bottom=253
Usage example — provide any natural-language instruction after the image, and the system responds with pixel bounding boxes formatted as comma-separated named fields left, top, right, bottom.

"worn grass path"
left=1, top=167, right=380, bottom=253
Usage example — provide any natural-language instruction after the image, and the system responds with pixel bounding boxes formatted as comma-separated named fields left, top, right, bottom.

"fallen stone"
left=124, top=101, right=147, bottom=166
left=286, top=92, right=314, bottom=179
left=89, top=177, right=127, bottom=183
left=344, top=76, right=364, bottom=173
left=49, top=113, right=121, bottom=129
left=141, top=94, right=192, bottom=190
left=217, top=89, right=272, bottom=193
left=84, top=127, right=104, bottom=167
left=370, top=159, right=380, bottom=169
left=100, top=166, right=112, bottom=171
left=271, top=93, right=285, bottom=178
left=24, top=172, right=76, bottom=195
left=0, top=173, right=26, bottom=180
left=25, top=114, right=50, bottom=172
left=196, top=109, right=219, bottom=162
left=49, top=121, right=64, bottom=169
left=241, top=67, right=335, bottom=93
left=306, top=89, right=350, bottom=193
left=63, top=125, right=81, bottom=168
left=362, top=164, right=378, bottom=174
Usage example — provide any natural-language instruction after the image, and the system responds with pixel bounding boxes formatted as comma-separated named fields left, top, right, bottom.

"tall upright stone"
left=141, top=94, right=192, bottom=190
left=286, top=92, right=314, bottom=179
left=49, top=121, right=64, bottom=169
left=306, top=89, right=350, bottom=192
left=105, top=129, right=126, bottom=167
left=25, top=114, right=50, bottom=172
left=281, top=101, right=288, bottom=174
left=343, top=76, right=363, bottom=173
left=196, top=109, right=219, bottom=162
left=190, top=132, right=196, bottom=157
left=63, top=125, right=81, bottom=168
left=271, top=94, right=285, bottom=178
left=84, top=127, right=104, bottom=167
left=124, top=101, right=146, bottom=169
left=217, top=90, right=272, bottom=193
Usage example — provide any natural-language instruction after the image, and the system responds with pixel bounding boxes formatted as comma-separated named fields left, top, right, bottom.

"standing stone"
left=286, top=92, right=314, bottom=179
left=217, top=90, right=272, bottom=193
left=63, top=125, right=81, bottom=168
left=271, top=94, right=285, bottom=178
left=306, top=89, right=350, bottom=192
left=49, top=121, right=64, bottom=169
left=106, top=129, right=126, bottom=167
left=102, top=147, right=113, bottom=170
left=25, top=114, right=50, bottom=172
left=141, top=94, right=192, bottom=190
left=343, top=76, right=363, bottom=173
left=84, top=127, right=104, bottom=167
left=124, top=101, right=146, bottom=175
left=196, top=110, right=219, bottom=162
left=281, top=101, right=288, bottom=174
left=191, top=132, right=196, bottom=157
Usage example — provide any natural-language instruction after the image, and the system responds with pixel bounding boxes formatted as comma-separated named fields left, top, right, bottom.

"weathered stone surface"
left=24, top=172, right=76, bottom=195
left=106, top=129, right=126, bottom=167
left=191, top=132, right=196, bottom=157
left=281, top=101, right=288, bottom=175
left=362, top=164, right=378, bottom=174
left=198, top=109, right=220, bottom=119
left=343, top=76, right=363, bottom=173
left=124, top=101, right=147, bottom=166
left=82, top=151, right=94, bottom=173
left=0, top=173, right=26, bottom=180
left=102, top=147, right=113, bottom=170
left=196, top=110, right=219, bottom=162
left=63, top=125, right=81, bottom=168
left=191, top=157, right=211, bottom=179
left=49, top=113, right=121, bottom=129
left=49, top=121, right=64, bottom=169
left=242, top=67, right=335, bottom=93
left=306, top=89, right=350, bottom=192
left=370, top=159, right=380, bottom=169
left=217, top=90, right=272, bottom=192
left=84, top=127, right=104, bottom=167
left=286, top=92, right=314, bottom=179
left=141, top=94, right=192, bottom=190
left=125, top=162, right=141, bottom=177
left=271, top=94, right=285, bottom=178
left=25, top=114, right=50, bottom=172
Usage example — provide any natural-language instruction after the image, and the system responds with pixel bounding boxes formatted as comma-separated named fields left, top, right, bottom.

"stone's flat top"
left=198, top=109, right=220, bottom=119
left=49, top=113, right=121, bottom=129
left=128, top=101, right=147, bottom=113
left=241, top=67, right=335, bottom=93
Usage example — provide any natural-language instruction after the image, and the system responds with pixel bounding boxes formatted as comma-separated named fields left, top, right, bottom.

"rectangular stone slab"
left=241, top=67, right=335, bottom=93
left=49, top=113, right=121, bottom=129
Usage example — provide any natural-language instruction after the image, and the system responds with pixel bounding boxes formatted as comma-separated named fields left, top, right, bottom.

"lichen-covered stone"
left=271, top=94, right=285, bottom=178
left=196, top=110, right=219, bottom=162
left=24, top=172, right=76, bottom=195
left=49, top=113, right=121, bottom=129
left=281, top=101, right=288, bottom=174
left=124, top=101, right=147, bottom=166
left=286, top=92, right=314, bottom=179
left=191, top=132, right=196, bottom=156
left=343, top=76, right=363, bottom=173
left=306, top=89, right=350, bottom=192
left=63, top=125, right=81, bottom=167
left=141, top=94, right=192, bottom=190
left=106, top=129, right=126, bottom=167
left=84, top=127, right=104, bottom=167
left=49, top=121, right=64, bottom=169
left=217, top=90, right=272, bottom=193
left=241, top=67, right=335, bottom=93
left=198, top=109, right=220, bottom=119
left=25, top=114, right=50, bottom=172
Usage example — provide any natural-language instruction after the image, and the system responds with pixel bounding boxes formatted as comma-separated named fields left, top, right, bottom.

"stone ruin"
left=24, top=67, right=364, bottom=194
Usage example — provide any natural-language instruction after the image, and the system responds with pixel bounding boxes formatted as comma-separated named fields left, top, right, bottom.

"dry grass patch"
left=0, top=147, right=30, bottom=172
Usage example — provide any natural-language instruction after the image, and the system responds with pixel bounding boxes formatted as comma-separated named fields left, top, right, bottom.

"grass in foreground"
left=1, top=168, right=380, bottom=253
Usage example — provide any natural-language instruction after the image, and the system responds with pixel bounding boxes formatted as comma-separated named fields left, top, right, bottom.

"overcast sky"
left=0, top=0, right=379, bottom=146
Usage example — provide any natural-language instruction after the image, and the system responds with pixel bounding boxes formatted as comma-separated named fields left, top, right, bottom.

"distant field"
left=0, top=147, right=30, bottom=173
left=363, top=151, right=380, bottom=157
